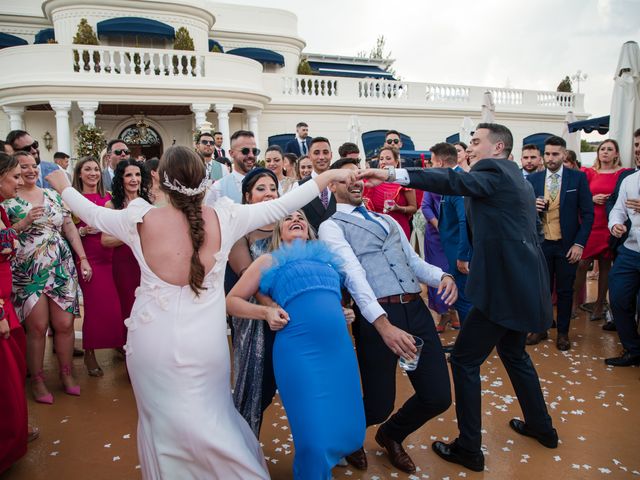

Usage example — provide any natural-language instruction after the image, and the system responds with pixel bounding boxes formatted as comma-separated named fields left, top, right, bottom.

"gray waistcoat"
left=332, top=211, right=421, bottom=298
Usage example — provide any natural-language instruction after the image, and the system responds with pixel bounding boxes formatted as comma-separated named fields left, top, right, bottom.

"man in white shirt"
left=520, top=144, right=543, bottom=177
left=606, top=169, right=640, bottom=366
left=53, top=151, right=72, bottom=180
left=296, top=136, right=335, bottom=231
left=212, top=130, right=258, bottom=203
left=319, top=158, right=456, bottom=474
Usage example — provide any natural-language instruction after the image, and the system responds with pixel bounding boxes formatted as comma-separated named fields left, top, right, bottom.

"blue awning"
left=34, top=28, right=55, bottom=44
left=208, top=39, right=224, bottom=53
left=0, top=32, right=28, bottom=49
left=446, top=133, right=460, bottom=144
left=361, top=130, right=414, bottom=158
left=227, top=47, right=285, bottom=66
left=308, top=61, right=395, bottom=80
left=97, top=17, right=175, bottom=39
left=522, top=133, right=555, bottom=154
left=568, top=115, right=609, bottom=134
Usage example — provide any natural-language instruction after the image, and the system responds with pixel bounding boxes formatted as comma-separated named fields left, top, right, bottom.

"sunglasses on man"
left=199, top=140, right=215, bottom=146
left=18, top=141, right=39, bottom=152
left=112, top=149, right=130, bottom=156
left=386, top=138, right=400, bottom=145
left=238, top=147, right=260, bottom=156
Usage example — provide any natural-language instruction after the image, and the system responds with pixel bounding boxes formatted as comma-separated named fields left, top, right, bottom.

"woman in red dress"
left=363, top=146, right=417, bottom=238
left=73, top=157, right=124, bottom=376
left=0, top=152, right=28, bottom=473
left=102, top=159, right=151, bottom=324
left=573, top=139, right=630, bottom=322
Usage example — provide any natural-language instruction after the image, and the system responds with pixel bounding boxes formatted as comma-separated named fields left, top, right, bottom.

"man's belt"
left=377, top=293, right=421, bottom=304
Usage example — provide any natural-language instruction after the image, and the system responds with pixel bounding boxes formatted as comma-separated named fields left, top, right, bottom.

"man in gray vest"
left=319, top=158, right=457, bottom=474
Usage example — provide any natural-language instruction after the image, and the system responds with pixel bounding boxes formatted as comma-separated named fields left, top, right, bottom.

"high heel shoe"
left=32, top=370, right=54, bottom=405
left=60, top=365, right=81, bottom=396
left=84, top=351, right=104, bottom=377
left=436, top=315, right=449, bottom=334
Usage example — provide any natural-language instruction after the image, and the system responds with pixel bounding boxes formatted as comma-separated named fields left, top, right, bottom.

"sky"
left=222, top=0, right=639, bottom=135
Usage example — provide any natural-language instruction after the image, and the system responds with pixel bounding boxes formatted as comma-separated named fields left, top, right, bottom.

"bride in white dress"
left=45, top=146, right=356, bottom=480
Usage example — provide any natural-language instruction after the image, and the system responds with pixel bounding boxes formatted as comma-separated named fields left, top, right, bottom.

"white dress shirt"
left=319, top=203, right=444, bottom=323
left=608, top=170, right=640, bottom=253
left=545, top=165, right=563, bottom=188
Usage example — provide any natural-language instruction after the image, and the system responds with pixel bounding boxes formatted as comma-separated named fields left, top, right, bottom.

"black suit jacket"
left=213, top=147, right=226, bottom=159
left=298, top=175, right=336, bottom=232
left=284, top=137, right=312, bottom=157
left=405, top=159, right=553, bottom=333
left=527, top=168, right=594, bottom=253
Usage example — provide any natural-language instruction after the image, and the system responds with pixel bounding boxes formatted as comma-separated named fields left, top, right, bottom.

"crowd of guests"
left=0, top=121, right=639, bottom=479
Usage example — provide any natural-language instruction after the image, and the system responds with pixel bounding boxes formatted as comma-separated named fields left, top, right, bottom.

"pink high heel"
left=32, top=370, right=54, bottom=405
left=60, top=365, right=81, bottom=396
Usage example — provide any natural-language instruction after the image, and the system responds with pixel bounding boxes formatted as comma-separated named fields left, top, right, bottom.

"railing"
left=269, top=74, right=581, bottom=112
left=72, top=45, right=205, bottom=78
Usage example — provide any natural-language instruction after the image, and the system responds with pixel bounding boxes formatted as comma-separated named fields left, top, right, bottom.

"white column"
left=78, top=101, right=99, bottom=126
left=50, top=101, right=72, bottom=155
left=214, top=103, right=233, bottom=152
left=3, top=106, right=25, bottom=131
left=190, top=103, right=211, bottom=130
left=246, top=108, right=262, bottom=151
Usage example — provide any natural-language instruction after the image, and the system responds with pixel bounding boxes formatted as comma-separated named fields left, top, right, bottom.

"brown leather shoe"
left=375, top=428, right=416, bottom=473
left=526, top=331, right=548, bottom=345
left=556, top=333, right=570, bottom=351
left=345, top=447, right=367, bottom=470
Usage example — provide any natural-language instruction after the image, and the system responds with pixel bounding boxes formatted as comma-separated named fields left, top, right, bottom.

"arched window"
left=119, top=122, right=163, bottom=160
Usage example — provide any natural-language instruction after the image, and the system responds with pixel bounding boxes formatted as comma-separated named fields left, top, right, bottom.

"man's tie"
left=320, top=187, right=329, bottom=209
left=548, top=172, right=560, bottom=201
left=354, top=205, right=387, bottom=232
left=301, top=141, right=307, bottom=155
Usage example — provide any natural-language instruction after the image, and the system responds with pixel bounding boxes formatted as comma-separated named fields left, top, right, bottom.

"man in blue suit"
left=284, top=121, right=312, bottom=157
left=6, top=129, right=58, bottom=189
left=527, top=136, right=594, bottom=350
left=431, top=142, right=472, bottom=327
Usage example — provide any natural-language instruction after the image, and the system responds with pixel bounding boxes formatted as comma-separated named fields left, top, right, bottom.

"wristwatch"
left=385, top=166, right=396, bottom=182
left=79, top=227, right=86, bottom=237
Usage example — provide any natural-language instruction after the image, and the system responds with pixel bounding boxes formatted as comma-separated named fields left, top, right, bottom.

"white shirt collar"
left=545, top=165, right=563, bottom=180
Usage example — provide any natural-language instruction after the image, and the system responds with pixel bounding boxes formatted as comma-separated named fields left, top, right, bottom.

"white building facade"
left=0, top=0, right=586, bottom=161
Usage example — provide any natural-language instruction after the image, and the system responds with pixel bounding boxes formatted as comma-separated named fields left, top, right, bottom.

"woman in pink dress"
left=363, top=146, right=417, bottom=238
left=102, top=159, right=151, bottom=322
left=73, top=157, right=124, bottom=376
left=573, top=139, right=631, bottom=321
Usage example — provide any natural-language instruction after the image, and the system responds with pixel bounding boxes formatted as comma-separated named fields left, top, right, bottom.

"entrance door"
left=119, top=123, right=163, bottom=160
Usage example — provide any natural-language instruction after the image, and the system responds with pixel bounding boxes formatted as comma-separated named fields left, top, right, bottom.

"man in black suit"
left=297, top=136, right=336, bottom=231
left=526, top=136, right=594, bottom=350
left=359, top=123, right=558, bottom=472
left=284, top=121, right=312, bottom=157
left=212, top=131, right=226, bottom=159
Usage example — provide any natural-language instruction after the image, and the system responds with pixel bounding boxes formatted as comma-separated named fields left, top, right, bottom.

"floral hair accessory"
left=162, top=172, right=208, bottom=196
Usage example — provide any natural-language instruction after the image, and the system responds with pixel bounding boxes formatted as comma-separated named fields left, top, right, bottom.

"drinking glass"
left=398, top=336, right=424, bottom=371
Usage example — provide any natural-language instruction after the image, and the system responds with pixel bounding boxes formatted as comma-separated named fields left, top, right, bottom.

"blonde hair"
left=594, top=139, right=621, bottom=171
left=270, top=209, right=317, bottom=251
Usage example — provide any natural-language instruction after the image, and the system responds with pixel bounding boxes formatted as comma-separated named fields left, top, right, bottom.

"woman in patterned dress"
left=2, top=152, right=89, bottom=403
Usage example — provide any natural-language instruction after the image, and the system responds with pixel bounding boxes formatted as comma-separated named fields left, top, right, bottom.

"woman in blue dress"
left=227, top=210, right=365, bottom=480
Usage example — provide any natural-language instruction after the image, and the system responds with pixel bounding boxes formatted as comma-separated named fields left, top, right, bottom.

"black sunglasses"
left=18, top=141, right=39, bottom=152
left=200, top=140, right=215, bottom=146
left=386, top=139, right=400, bottom=145
left=112, top=149, right=130, bottom=156
left=239, top=147, right=260, bottom=156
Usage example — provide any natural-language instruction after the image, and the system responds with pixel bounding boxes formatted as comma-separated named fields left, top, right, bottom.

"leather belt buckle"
left=400, top=293, right=410, bottom=304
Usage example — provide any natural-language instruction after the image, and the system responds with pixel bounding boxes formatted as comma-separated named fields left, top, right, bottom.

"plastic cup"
left=383, top=199, right=396, bottom=213
left=398, top=336, right=424, bottom=371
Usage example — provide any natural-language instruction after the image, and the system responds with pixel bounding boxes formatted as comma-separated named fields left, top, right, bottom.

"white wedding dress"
left=61, top=180, right=322, bottom=480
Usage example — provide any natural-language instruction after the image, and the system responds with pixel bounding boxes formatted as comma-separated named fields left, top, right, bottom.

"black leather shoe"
left=556, top=333, right=570, bottom=351
left=432, top=440, right=484, bottom=472
left=605, top=351, right=640, bottom=367
left=526, top=331, right=548, bottom=345
left=602, top=322, right=617, bottom=331
left=375, top=428, right=416, bottom=473
left=344, top=447, right=367, bottom=470
left=509, top=419, right=558, bottom=448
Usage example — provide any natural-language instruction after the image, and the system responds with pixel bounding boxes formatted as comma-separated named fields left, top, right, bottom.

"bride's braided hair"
left=158, top=146, right=207, bottom=295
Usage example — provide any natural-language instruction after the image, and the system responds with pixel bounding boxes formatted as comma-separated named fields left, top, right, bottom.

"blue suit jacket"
left=284, top=137, right=312, bottom=157
left=527, top=168, right=594, bottom=253
left=439, top=166, right=472, bottom=269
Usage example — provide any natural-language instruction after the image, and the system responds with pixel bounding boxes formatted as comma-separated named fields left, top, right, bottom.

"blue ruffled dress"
left=260, top=240, right=365, bottom=480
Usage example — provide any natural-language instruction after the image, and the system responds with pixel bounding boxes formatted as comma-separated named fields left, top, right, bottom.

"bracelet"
left=385, top=166, right=396, bottom=182
left=441, top=273, right=454, bottom=281
left=79, top=227, right=86, bottom=237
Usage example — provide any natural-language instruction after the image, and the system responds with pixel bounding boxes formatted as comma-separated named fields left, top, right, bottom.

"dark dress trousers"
left=298, top=176, right=336, bottom=232
left=404, top=159, right=555, bottom=453
left=527, top=169, right=594, bottom=333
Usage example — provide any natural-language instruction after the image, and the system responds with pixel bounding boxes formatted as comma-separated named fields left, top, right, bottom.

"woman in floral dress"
left=2, top=152, right=89, bottom=403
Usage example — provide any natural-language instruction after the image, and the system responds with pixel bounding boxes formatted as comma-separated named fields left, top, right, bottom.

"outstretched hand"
left=45, top=169, right=71, bottom=194
left=356, top=168, right=390, bottom=187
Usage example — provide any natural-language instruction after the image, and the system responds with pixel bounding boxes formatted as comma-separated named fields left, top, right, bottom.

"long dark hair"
left=73, top=156, right=106, bottom=197
left=110, top=159, right=151, bottom=210
left=0, top=152, right=18, bottom=177
left=158, top=146, right=207, bottom=295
